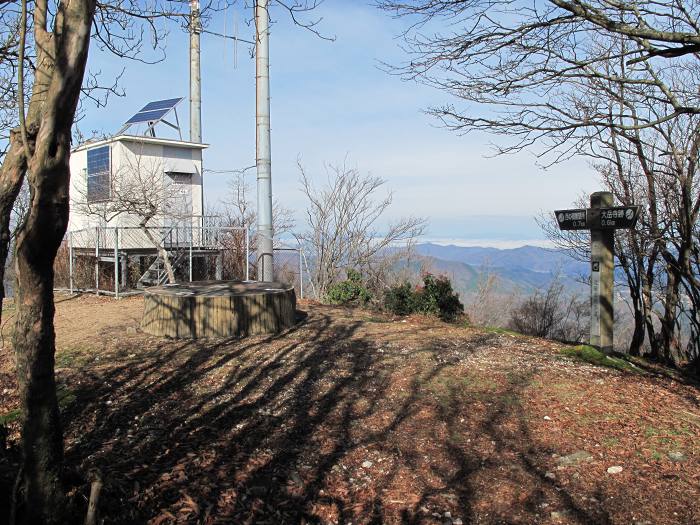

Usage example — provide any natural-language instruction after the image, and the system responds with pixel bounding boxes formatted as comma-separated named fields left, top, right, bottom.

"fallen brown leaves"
left=0, top=295, right=698, bottom=524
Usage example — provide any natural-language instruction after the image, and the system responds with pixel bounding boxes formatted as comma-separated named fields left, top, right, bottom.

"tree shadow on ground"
left=23, top=308, right=695, bottom=524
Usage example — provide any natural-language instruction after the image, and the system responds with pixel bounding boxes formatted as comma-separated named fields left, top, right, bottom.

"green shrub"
left=417, top=273, right=464, bottom=321
left=383, top=281, right=418, bottom=316
left=326, top=269, right=372, bottom=305
left=383, top=274, right=464, bottom=322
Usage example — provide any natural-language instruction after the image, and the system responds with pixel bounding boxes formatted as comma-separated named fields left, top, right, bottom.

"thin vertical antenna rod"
left=256, top=0, right=274, bottom=281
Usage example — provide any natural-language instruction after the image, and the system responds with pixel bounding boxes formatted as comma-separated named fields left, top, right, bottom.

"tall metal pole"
left=114, top=227, right=120, bottom=299
left=190, top=0, right=205, bottom=231
left=95, top=226, right=100, bottom=296
left=69, top=231, right=74, bottom=295
left=190, top=0, right=201, bottom=143
left=255, top=0, right=274, bottom=281
left=299, top=247, right=303, bottom=299
left=245, top=227, right=250, bottom=281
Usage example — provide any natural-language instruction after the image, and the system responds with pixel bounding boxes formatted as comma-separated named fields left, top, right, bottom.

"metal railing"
left=56, top=225, right=305, bottom=299
left=61, top=225, right=249, bottom=298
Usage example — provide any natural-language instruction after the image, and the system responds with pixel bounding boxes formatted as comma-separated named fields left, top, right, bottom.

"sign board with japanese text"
left=595, top=206, right=640, bottom=230
left=555, top=209, right=588, bottom=230
left=554, top=194, right=639, bottom=355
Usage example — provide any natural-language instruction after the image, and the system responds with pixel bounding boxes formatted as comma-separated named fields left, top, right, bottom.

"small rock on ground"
left=668, top=451, right=687, bottom=462
left=557, top=451, right=593, bottom=466
left=607, top=465, right=623, bottom=474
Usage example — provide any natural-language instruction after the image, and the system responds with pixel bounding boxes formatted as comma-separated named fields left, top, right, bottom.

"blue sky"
left=79, top=1, right=600, bottom=245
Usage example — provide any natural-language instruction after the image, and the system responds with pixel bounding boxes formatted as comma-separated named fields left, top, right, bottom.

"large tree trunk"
left=636, top=256, right=660, bottom=361
left=620, top=247, right=646, bottom=357
left=12, top=131, right=72, bottom=522
left=659, top=264, right=681, bottom=366
left=11, top=2, right=96, bottom=523
left=13, top=205, right=66, bottom=523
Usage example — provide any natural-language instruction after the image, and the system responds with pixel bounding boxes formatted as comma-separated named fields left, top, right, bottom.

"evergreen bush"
left=383, top=281, right=418, bottom=316
left=326, top=269, right=372, bottom=305
left=383, top=274, right=464, bottom=322
left=417, top=273, right=464, bottom=321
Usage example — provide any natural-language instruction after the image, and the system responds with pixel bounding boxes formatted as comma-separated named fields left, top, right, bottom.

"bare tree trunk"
left=638, top=262, right=660, bottom=361
left=13, top=138, right=72, bottom=523
left=617, top=244, right=647, bottom=356
left=0, top=137, right=27, bottom=326
left=659, top=265, right=681, bottom=365
left=158, top=245, right=177, bottom=284
left=13, top=213, right=66, bottom=524
left=628, top=289, right=645, bottom=356
left=11, top=1, right=96, bottom=522
left=141, top=226, right=176, bottom=284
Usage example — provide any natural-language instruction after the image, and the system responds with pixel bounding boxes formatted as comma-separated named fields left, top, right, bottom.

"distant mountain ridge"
left=413, top=243, right=587, bottom=295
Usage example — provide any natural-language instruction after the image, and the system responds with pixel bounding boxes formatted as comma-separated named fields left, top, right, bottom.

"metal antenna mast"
left=190, top=0, right=204, bottom=226
left=190, top=0, right=202, bottom=143
left=255, top=0, right=274, bottom=281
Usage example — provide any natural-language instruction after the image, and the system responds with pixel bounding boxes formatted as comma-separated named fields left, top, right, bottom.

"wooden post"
left=556, top=196, right=639, bottom=355
left=84, top=469, right=103, bottom=525
left=590, top=191, right=615, bottom=353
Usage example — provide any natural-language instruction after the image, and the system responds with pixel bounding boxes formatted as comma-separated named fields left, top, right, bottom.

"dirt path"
left=1, top=294, right=699, bottom=524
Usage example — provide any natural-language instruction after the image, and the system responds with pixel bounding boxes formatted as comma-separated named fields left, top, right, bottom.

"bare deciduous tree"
left=8, top=1, right=96, bottom=522
left=0, top=2, right=327, bottom=521
left=466, top=267, right=519, bottom=328
left=209, top=168, right=296, bottom=279
left=380, top=0, right=700, bottom=370
left=77, top=154, right=191, bottom=283
left=297, top=160, right=426, bottom=300
left=509, top=277, right=589, bottom=342
left=379, top=0, right=700, bottom=152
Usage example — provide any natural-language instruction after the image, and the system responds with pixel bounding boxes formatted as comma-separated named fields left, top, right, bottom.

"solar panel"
left=122, top=97, right=183, bottom=126
left=141, top=98, right=183, bottom=112
left=124, top=108, right=171, bottom=125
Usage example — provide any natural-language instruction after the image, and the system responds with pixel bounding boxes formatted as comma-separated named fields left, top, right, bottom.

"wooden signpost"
left=555, top=192, right=640, bottom=354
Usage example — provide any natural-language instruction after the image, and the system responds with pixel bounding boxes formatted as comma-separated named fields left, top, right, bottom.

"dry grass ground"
left=1, top=294, right=699, bottom=524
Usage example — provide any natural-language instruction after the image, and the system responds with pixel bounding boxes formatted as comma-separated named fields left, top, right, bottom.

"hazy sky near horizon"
left=78, top=1, right=600, bottom=244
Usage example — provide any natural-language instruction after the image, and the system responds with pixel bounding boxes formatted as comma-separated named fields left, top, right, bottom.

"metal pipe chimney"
left=255, top=0, right=274, bottom=281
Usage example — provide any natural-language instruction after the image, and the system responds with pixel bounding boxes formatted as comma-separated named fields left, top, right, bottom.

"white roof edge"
left=72, top=134, right=209, bottom=153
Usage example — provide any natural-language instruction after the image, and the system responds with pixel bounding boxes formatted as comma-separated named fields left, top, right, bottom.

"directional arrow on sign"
left=595, top=205, right=640, bottom=230
left=554, top=208, right=588, bottom=230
